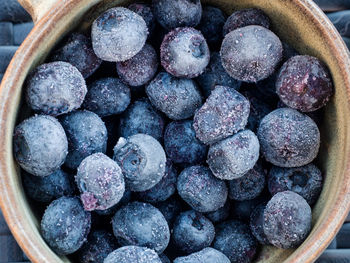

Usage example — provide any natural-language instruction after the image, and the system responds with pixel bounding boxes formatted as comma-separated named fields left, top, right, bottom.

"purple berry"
left=174, top=247, right=230, bottom=263
left=105, top=246, right=162, bottom=263
left=249, top=203, right=270, bottom=245
left=161, top=27, right=210, bottom=78
left=221, top=25, right=283, bottom=83
left=258, top=108, right=320, bottom=167
left=128, top=3, right=156, bottom=37
left=205, top=200, right=231, bottom=223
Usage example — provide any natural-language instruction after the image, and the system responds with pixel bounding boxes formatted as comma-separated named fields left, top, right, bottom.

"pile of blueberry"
left=13, top=1, right=334, bottom=262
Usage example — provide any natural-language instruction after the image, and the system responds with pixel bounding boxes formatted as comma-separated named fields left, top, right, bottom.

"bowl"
left=1, top=0, right=350, bottom=262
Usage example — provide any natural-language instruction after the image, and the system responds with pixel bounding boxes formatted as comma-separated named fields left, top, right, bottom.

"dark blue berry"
left=155, top=196, right=183, bottom=227
left=95, top=190, right=132, bottom=216
left=174, top=247, right=230, bottom=263
left=232, top=195, right=268, bottom=221
left=205, top=200, right=231, bottom=223
left=104, top=246, right=162, bottom=263
left=128, top=3, right=156, bottom=37
left=249, top=203, right=270, bottom=245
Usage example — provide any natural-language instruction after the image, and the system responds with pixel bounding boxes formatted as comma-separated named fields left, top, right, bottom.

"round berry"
left=105, top=246, right=162, bottom=263
left=250, top=203, right=270, bottom=245
left=205, top=200, right=231, bottom=224
left=128, top=3, right=156, bottom=36
left=174, top=248, right=230, bottom=263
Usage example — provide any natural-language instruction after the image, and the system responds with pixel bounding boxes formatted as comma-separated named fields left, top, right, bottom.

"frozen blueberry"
left=228, top=162, right=266, bottom=201
left=146, top=72, right=202, bottom=120
left=26, top=61, right=87, bottom=116
left=155, top=196, right=183, bottom=226
left=257, top=108, right=320, bottom=167
left=152, top=0, right=202, bottom=30
left=137, top=160, right=177, bottom=203
left=113, top=133, right=166, bottom=192
left=51, top=33, right=102, bottom=79
left=112, top=202, right=170, bottom=253
left=164, top=120, right=207, bottom=165
left=160, top=254, right=171, bottom=263
left=276, top=55, right=333, bottom=112
left=268, top=164, right=323, bottom=205
left=60, top=110, right=108, bottom=169
left=223, top=8, right=270, bottom=36
left=221, top=25, right=283, bottom=83
left=161, top=27, right=210, bottom=78
left=250, top=203, right=270, bottom=245
left=177, top=165, right=228, bottom=213
left=205, top=200, right=231, bottom=223
left=22, top=169, right=75, bottom=203
left=41, top=197, right=91, bottom=255
left=91, top=7, right=148, bottom=62
left=193, top=86, right=250, bottom=145
left=213, top=220, right=257, bottom=263
left=174, top=247, right=230, bottom=263
left=196, top=52, right=241, bottom=98
left=77, top=230, right=118, bottom=263
left=232, top=195, right=268, bottom=221
left=207, top=130, right=260, bottom=180
left=119, top=99, right=165, bottom=141
left=104, top=246, right=162, bottom=263
left=95, top=190, right=132, bottom=216
left=173, top=210, right=215, bottom=254
left=129, top=3, right=156, bottom=37
left=263, top=191, right=312, bottom=248
left=13, top=115, right=68, bottom=177
left=116, top=44, right=158, bottom=87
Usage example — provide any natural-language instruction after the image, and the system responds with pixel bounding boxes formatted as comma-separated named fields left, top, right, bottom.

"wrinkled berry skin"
left=112, top=202, right=170, bottom=253
left=60, top=110, right=108, bottom=169
left=173, top=210, right=215, bottom=254
left=164, top=120, right=207, bottom=165
left=146, top=72, right=202, bottom=120
left=155, top=197, right=183, bottom=226
left=92, top=7, right=148, bottom=62
left=104, top=246, right=162, bottom=263
left=205, top=200, right=231, bottom=223
left=207, top=130, right=260, bottom=180
left=276, top=55, right=333, bottom=112
left=26, top=61, right=87, bottom=116
left=152, top=0, right=202, bottom=30
left=22, top=169, right=75, bottom=203
left=196, top=52, right=241, bottom=98
left=129, top=3, right=156, bottom=36
left=177, top=165, right=228, bottom=213
left=263, top=191, right=312, bottom=248
left=119, top=99, right=165, bottom=141
left=83, top=78, right=130, bottom=117
left=213, top=220, right=257, bottom=263
left=51, top=33, right=102, bottom=79
left=41, top=197, right=91, bottom=255
left=221, top=25, right=283, bottom=83
left=13, top=115, right=68, bottom=177
left=268, top=164, right=323, bottom=205
left=174, top=247, right=230, bottom=263
left=258, top=108, right=320, bottom=167
left=249, top=203, right=270, bottom=245
left=113, top=134, right=166, bottom=192
left=116, top=44, right=158, bottom=87
left=161, top=27, right=210, bottom=78
left=223, top=8, right=270, bottom=36
left=193, top=86, right=250, bottom=145
left=77, top=230, right=118, bottom=263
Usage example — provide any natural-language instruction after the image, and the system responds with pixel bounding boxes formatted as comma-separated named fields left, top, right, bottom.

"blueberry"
left=41, top=197, right=91, bottom=255
left=205, top=200, right=231, bottom=223
left=116, top=44, right=158, bottom=87
left=152, top=0, right=202, bottom=30
left=113, top=134, right=166, bottom=192
left=207, top=130, right=260, bottom=180
left=221, top=25, right=283, bottom=83
left=119, top=99, right=165, bottom=141
left=51, top=33, right=102, bottom=79
left=193, top=86, right=250, bottom=145
left=196, top=52, right=241, bottom=98
left=146, top=72, right=202, bottom=120
left=177, top=165, right=228, bottom=213
left=155, top=196, right=183, bottom=226
left=173, top=210, right=215, bottom=254
left=60, top=110, right=108, bottom=169
left=232, top=195, right=268, bottom=221
left=223, top=8, right=270, bottom=36
left=255, top=73, right=280, bottom=106
left=228, top=162, right=266, bottom=201
left=104, top=246, right=162, bottom=263
left=112, top=202, right=170, bottom=253
left=77, top=230, right=118, bottom=263
left=91, top=7, right=148, bottom=62
left=95, top=190, right=132, bottom=216
left=249, top=203, right=270, bottom=245
left=160, top=254, right=171, bottom=263
left=213, top=220, right=257, bottom=263
left=276, top=55, right=333, bottom=112
left=164, top=120, right=207, bottom=165
left=13, top=115, right=68, bottom=177
left=160, top=27, right=210, bottom=78
left=268, top=164, right=323, bottom=205
left=263, top=191, right=312, bottom=248
left=257, top=108, right=320, bottom=167
left=22, top=169, right=75, bottom=203
left=128, top=3, right=156, bottom=37
left=83, top=77, right=131, bottom=117
left=26, top=61, right=87, bottom=116
left=174, top=247, right=230, bottom=263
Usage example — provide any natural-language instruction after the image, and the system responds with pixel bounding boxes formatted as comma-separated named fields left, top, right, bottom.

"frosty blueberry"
left=129, top=3, right=156, bottom=36
left=205, top=200, right=231, bottom=223
left=95, top=190, right=132, bottom=216
left=232, top=195, right=268, bottom=221
left=250, top=203, right=270, bottom=245
left=174, top=247, right=230, bottom=263
left=104, top=246, right=162, bottom=263
left=155, top=196, right=183, bottom=226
